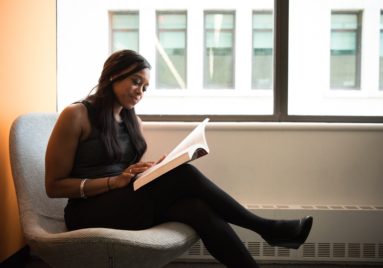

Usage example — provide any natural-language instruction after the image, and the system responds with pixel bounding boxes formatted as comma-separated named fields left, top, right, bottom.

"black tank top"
left=70, top=101, right=138, bottom=179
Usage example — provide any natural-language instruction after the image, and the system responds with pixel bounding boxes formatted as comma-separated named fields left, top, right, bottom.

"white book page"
left=165, top=118, right=209, bottom=160
left=136, top=118, right=209, bottom=179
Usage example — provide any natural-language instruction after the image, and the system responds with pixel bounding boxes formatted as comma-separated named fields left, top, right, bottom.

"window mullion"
left=274, top=0, right=289, bottom=121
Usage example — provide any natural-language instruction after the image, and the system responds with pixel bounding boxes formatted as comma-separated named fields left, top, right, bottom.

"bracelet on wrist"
left=80, top=178, right=88, bottom=199
left=107, top=176, right=112, bottom=191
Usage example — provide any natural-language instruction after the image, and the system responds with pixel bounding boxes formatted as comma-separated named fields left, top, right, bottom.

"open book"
left=133, top=118, right=210, bottom=191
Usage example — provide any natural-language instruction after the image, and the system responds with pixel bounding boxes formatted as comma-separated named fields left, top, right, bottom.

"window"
left=58, top=0, right=383, bottom=121
left=204, top=11, right=235, bottom=89
left=330, top=12, right=361, bottom=89
left=156, top=11, right=187, bottom=89
left=110, top=12, right=139, bottom=52
left=288, top=1, right=383, bottom=118
left=380, top=11, right=383, bottom=90
left=252, top=11, right=273, bottom=89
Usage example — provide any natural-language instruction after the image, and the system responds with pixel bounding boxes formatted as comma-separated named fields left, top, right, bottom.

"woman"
left=45, top=50, right=313, bottom=268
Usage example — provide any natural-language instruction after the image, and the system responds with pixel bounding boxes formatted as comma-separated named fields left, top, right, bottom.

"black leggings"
left=65, top=164, right=274, bottom=268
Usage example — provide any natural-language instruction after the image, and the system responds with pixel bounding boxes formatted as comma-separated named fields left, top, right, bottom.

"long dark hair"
left=86, top=50, right=151, bottom=162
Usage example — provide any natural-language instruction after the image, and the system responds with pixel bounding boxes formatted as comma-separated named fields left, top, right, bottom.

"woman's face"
left=112, top=67, right=150, bottom=110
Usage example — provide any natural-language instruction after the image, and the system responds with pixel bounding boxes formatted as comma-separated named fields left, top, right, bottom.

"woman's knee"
left=172, top=164, right=205, bottom=183
left=172, top=163, right=198, bottom=175
left=165, top=198, right=215, bottom=223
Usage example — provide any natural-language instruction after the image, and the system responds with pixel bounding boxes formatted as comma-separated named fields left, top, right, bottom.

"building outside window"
left=58, top=0, right=383, bottom=119
left=110, top=12, right=139, bottom=52
left=204, top=11, right=235, bottom=89
left=330, top=12, right=361, bottom=89
left=288, top=2, right=381, bottom=117
left=252, top=11, right=273, bottom=89
left=156, top=11, right=187, bottom=89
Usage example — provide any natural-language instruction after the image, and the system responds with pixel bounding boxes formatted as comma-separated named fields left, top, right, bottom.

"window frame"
left=137, top=0, right=383, bottom=123
left=380, top=10, right=383, bottom=90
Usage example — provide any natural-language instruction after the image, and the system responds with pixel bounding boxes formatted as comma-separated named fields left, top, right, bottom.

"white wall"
left=143, top=122, right=383, bottom=206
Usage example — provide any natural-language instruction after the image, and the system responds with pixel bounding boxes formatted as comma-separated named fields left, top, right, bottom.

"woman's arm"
left=45, top=103, right=107, bottom=198
left=45, top=104, right=154, bottom=198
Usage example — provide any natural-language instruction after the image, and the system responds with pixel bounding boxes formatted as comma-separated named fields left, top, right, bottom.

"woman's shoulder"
left=58, top=102, right=89, bottom=127
left=56, top=102, right=93, bottom=141
left=62, top=102, right=87, bottom=117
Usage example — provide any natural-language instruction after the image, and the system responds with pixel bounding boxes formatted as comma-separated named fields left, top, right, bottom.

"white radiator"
left=178, top=204, right=383, bottom=263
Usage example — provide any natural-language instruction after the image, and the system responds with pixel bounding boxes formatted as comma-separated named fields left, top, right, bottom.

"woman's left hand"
left=112, top=157, right=167, bottom=189
left=111, top=161, right=155, bottom=189
left=123, top=161, right=155, bottom=177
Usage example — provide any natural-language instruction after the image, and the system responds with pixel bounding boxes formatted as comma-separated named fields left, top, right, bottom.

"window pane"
left=158, top=14, right=186, bottom=29
left=205, top=14, right=234, bottom=30
left=289, top=1, right=383, bottom=116
left=112, top=32, right=138, bottom=52
left=204, top=12, right=235, bottom=89
left=331, top=14, right=358, bottom=29
left=330, top=13, right=360, bottom=89
left=331, top=31, right=357, bottom=88
left=160, top=32, right=185, bottom=48
left=112, top=14, right=139, bottom=29
left=156, top=12, right=187, bottom=89
left=331, top=31, right=356, bottom=51
left=206, top=31, right=233, bottom=47
left=253, top=13, right=273, bottom=29
left=110, top=12, right=139, bottom=52
left=252, top=12, right=273, bottom=89
left=58, top=0, right=275, bottom=116
left=380, top=12, right=383, bottom=90
left=157, top=32, right=186, bottom=88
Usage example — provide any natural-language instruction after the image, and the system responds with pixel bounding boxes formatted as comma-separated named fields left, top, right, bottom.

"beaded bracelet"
left=80, top=178, right=88, bottom=199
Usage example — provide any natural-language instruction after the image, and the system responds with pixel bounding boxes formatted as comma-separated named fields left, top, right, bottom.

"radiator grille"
left=187, top=241, right=201, bottom=256
left=184, top=240, right=383, bottom=261
left=277, top=247, right=290, bottom=257
left=333, top=243, right=346, bottom=258
left=303, top=243, right=316, bottom=258
left=318, top=243, right=331, bottom=258
left=348, top=243, right=361, bottom=258
left=248, top=241, right=260, bottom=256
left=180, top=204, right=383, bottom=263
left=363, top=243, right=376, bottom=258
left=262, top=242, right=275, bottom=257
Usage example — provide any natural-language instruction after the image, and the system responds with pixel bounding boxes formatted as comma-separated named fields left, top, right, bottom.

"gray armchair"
left=9, top=113, right=198, bottom=268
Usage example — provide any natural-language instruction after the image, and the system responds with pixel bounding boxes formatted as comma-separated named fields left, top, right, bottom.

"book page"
left=135, top=118, right=209, bottom=179
left=165, top=118, right=209, bottom=160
